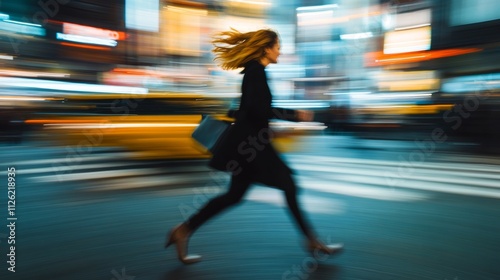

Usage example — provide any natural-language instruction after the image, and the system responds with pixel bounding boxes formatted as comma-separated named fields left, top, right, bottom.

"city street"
left=1, top=0, right=500, bottom=279
left=1, top=134, right=500, bottom=280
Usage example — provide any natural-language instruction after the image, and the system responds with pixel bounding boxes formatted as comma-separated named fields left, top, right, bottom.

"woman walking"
left=165, top=28, right=343, bottom=264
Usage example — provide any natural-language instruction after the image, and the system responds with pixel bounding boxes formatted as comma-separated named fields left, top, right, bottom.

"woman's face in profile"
left=265, top=40, right=281, bottom=64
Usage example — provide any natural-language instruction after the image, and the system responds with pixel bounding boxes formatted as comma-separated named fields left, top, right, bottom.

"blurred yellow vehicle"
left=27, top=93, right=325, bottom=160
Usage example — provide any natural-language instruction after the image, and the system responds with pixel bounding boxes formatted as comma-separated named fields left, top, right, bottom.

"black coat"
left=209, top=60, right=299, bottom=187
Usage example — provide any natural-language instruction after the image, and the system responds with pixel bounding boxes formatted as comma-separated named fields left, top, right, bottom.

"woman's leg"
left=166, top=175, right=252, bottom=264
left=276, top=174, right=315, bottom=239
left=186, top=174, right=252, bottom=233
left=276, top=173, right=344, bottom=255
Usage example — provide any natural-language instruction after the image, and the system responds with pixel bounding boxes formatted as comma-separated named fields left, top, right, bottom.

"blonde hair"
left=212, top=28, right=278, bottom=70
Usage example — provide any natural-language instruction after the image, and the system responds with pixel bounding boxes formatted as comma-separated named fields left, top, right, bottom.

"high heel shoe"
left=307, top=239, right=344, bottom=256
left=165, top=224, right=202, bottom=264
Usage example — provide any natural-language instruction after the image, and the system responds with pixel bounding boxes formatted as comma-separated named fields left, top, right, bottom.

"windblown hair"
left=212, top=28, right=278, bottom=70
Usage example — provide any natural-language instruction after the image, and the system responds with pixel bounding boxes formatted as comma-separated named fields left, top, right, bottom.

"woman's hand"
left=296, top=110, right=314, bottom=122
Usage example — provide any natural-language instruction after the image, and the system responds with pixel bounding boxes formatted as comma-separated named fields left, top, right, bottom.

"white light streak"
left=395, top=23, right=431, bottom=31
left=0, top=77, right=148, bottom=94
left=296, top=4, right=338, bottom=12
left=340, top=32, right=373, bottom=40
left=56, top=33, right=118, bottom=47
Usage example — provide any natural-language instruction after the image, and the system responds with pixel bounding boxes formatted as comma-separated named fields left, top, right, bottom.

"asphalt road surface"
left=1, top=134, right=499, bottom=280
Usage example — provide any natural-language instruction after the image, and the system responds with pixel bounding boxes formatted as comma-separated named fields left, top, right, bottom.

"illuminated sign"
left=57, top=22, right=126, bottom=47
left=56, top=33, right=118, bottom=47
left=0, top=19, right=45, bottom=36
left=126, top=0, right=159, bottom=32
left=384, top=25, right=431, bottom=54
left=63, top=23, right=126, bottom=40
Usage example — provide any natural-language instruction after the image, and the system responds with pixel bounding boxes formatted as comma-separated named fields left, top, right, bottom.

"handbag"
left=192, top=115, right=232, bottom=153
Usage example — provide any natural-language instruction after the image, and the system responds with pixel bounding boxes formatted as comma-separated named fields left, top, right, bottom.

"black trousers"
left=186, top=172, right=314, bottom=239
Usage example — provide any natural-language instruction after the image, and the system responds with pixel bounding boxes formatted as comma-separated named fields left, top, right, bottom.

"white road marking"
left=296, top=176, right=431, bottom=201
left=16, top=151, right=500, bottom=200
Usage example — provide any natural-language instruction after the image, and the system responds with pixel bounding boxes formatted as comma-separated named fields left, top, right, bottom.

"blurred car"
left=26, top=93, right=326, bottom=160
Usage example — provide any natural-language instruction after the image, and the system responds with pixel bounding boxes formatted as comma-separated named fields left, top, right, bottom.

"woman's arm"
left=243, top=69, right=309, bottom=123
left=242, top=70, right=300, bottom=122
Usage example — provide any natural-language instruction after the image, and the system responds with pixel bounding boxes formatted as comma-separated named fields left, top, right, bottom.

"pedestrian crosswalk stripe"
left=244, top=187, right=346, bottom=214
left=296, top=176, right=431, bottom=201
left=12, top=149, right=500, bottom=200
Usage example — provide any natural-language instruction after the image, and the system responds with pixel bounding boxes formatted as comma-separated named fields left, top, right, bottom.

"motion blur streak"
left=1, top=1, right=500, bottom=279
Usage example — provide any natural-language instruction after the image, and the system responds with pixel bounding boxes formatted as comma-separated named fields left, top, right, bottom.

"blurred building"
left=1, top=0, right=499, bottom=145
left=0, top=0, right=125, bottom=83
left=0, top=0, right=499, bottom=105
